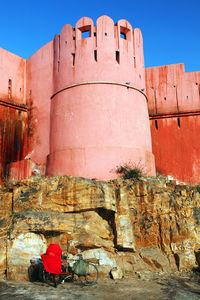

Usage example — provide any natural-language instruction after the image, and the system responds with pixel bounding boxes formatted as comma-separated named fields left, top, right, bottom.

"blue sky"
left=0, top=0, right=199, bottom=72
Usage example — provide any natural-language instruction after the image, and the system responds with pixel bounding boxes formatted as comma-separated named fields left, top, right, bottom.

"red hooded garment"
left=41, top=244, right=62, bottom=274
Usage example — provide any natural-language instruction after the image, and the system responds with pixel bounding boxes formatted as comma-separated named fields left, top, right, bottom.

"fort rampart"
left=146, top=64, right=200, bottom=183
left=0, top=16, right=200, bottom=183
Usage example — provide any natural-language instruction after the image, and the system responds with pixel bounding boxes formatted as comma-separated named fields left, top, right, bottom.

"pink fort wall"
left=0, top=48, right=25, bottom=104
left=26, top=41, right=53, bottom=175
left=46, top=16, right=155, bottom=179
left=0, top=48, right=28, bottom=184
left=146, top=64, right=200, bottom=183
left=0, top=42, right=53, bottom=182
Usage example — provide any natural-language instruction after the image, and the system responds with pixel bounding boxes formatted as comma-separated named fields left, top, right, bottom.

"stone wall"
left=1, top=175, right=200, bottom=280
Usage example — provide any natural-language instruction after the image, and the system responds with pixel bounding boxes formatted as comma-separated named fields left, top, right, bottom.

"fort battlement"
left=146, top=63, right=200, bottom=116
left=53, top=16, right=145, bottom=93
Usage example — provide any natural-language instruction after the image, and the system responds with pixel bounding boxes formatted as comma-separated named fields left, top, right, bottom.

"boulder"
left=110, top=267, right=123, bottom=280
left=13, top=176, right=117, bottom=213
left=7, top=232, right=46, bottom=280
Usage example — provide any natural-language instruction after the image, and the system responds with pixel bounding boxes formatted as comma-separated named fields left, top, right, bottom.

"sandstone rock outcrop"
left=1, top=175, right=200, bottom=280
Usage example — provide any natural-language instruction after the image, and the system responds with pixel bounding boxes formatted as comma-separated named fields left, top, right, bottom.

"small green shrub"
left=196, top=185, right=200, bottom=194
left=115, top=162, right=143, bottom=180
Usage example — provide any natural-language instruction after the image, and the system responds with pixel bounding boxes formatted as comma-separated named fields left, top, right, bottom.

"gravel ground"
left=1, top=271, right=200, bottom=300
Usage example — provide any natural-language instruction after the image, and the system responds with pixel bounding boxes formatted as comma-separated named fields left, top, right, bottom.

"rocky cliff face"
left=0, top=175, right=200, bottom=280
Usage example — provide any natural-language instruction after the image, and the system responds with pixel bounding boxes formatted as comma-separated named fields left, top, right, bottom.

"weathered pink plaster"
left=26, top=41, right=53, bottom=171
left=146, top=64, right=200, bottom=183
left=0, top=48, right=25, bottom=104
left=47, top=16, right=155, bottom=179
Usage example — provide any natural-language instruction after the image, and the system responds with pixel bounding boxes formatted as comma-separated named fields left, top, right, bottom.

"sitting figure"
left=28, top=258, right=43, bottom=282
left=41, top=244, right=62, bottom=274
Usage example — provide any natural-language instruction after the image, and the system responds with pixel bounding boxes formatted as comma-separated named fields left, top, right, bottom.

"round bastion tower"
left=47, top=16, right=156, bottom=180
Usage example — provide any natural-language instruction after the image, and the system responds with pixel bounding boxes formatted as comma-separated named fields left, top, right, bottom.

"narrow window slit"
left=116, top=51, right=120, bottom=64
left=155, top=120, right=158, bottom=130
left=177, top=117, right=181, bottom=128
left=72, top=53, right=75, bottom=66
left=94, top=50, right=97, bottom=62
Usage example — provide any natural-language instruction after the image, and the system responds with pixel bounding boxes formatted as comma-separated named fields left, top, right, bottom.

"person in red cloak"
left=41, top=244, right=62, bottom=274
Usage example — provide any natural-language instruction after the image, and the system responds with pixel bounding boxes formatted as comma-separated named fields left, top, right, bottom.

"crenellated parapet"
left=146, top=63, right=200, bottom=184
left=146, top=63, right=200, bottom=116
left=53, top=16, right=145, bottom=94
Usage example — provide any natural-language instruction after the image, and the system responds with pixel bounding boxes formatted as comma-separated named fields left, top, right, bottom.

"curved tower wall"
left=47, top=16, right=155, bottom=179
